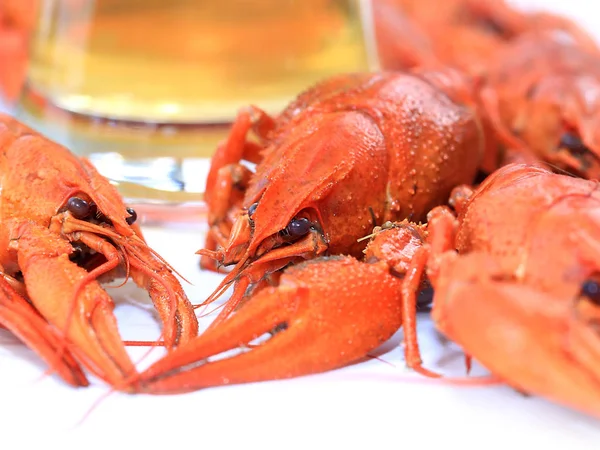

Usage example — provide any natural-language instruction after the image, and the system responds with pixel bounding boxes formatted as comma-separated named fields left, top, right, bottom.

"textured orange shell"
left=243, top=71, right=485, bottom=259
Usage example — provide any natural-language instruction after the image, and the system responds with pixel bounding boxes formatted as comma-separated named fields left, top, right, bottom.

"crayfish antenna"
left=194, top=250, right=253, bottom=310
left=119, top=235, right=199, bottom=348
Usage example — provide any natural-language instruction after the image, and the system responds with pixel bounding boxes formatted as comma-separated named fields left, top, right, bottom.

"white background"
left=2, top=1, right=600, bottom=449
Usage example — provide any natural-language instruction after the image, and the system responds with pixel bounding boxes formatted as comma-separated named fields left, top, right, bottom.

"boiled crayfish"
left=394, top=163, right=600, bottom=418
left=476, top=33, right=600, bottom=179
left=134, top=68, right=488, bottom=393
left=139, top=155, right=600, bottom=419
left=133, top=64, right=600, bottom=419
left=0, top=115, right=198, bottom=388
left=374, top=0, right=600, bottom=179
left=373, top=0, right=599, bottom=75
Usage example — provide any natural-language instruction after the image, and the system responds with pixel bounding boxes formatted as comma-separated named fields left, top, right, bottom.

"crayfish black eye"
left=248, top=202, right=258, bottom=217
left=67, top=197, right=92, bottom=219
left=285, top=217, right=311, bottom=237
left=580, top=279, right=600, bottom=306
left=125, top=207, right=137, bottom=225
left=559, top=132, right=590, bottom=156
left=478, top=18, right=506, bottom=36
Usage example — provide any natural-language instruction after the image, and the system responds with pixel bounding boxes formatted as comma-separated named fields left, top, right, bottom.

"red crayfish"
left=399, top=163, right=600, bottom=418
left=134, top=68, right=488, bottom=392
left=374, top=0, right=600, bottom=178
left=131, top=46, right=600, bottom=418
left=373, top=0, right=599, bottom=75
left=0, top=115, right=198, bottom=388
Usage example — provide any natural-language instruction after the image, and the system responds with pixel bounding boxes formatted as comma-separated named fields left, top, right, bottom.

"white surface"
left=3, top=0, right=600, bottom=448
left=508, top=0, right=599, bottom=38
left=1, top=225, right=599, bottom=449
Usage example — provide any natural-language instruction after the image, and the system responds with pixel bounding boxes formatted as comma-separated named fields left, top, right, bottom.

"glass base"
left=12, top=86, right=230, bottom=224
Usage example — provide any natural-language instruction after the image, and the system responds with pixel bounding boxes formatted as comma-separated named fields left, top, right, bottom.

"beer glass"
left=15, top=0, right=378, bottom=217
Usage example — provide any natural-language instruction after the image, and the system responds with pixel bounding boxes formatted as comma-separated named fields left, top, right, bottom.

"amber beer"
left=17, top=0, right=377, bottom=199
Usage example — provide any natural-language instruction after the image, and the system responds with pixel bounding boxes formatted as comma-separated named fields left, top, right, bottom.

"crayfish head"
left=48, top=152, right=140, bottom=239
left=251, top=207, right=326, bottom=260
left=58, top=193, right=138, bottom=231
left=568, top=274, right=600, bottom=398
left=52, top=189, right=142, bottom=278
left=552, top=124, right=600, bottom=179
left=554, top=207, right=600, bottom=402
left=576, top=277, right=600, bottom=319
left=197, top=201, right=329, bottom=307
left=551, top=77, right=600, bottom=179
left=47, top=154, right=151, bottom=280
left=206, top=202, right=327, bottom=269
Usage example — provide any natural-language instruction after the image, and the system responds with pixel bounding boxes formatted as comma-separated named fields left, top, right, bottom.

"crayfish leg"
left=400, top=246, right=441, bottom=377
left=207, top=164, right=254, bottom=225
left=202, top=107, right=275, bottom=272
left=59, top=225, right=196, bottom=349
left=373, top=206, right=462, bottom=377
left=0, top=276, right=89, bottom=387
left=201, top=163, right=253, bottom=272
left=200, top=276, right=250, bottom=332
left=73, top=230, right=198, bottom=348
left=363, top=220, right=444, bottom=376
left=205, top=106, right=273, bottom=206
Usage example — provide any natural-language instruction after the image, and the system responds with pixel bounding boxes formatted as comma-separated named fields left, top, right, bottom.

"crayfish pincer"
left=135, top=69, right=487, bottom=393
left=0, top=115, right=198, bottom=388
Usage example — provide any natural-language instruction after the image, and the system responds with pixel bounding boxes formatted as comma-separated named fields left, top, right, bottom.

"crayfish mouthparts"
left=68, top=242, right=109, bottom=275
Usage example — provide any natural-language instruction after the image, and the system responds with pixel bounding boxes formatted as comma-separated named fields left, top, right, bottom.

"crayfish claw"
left=0, top=276, right=89, bottom=387
left=136, top=256, right=404, bottom=394
left=17, top=222, right=137, bottom=387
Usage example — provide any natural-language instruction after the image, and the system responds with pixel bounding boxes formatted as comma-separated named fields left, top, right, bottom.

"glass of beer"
left=15, top=0, right=378, bottom=220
